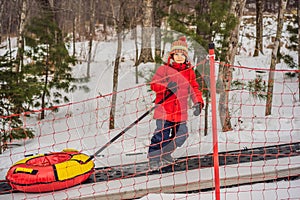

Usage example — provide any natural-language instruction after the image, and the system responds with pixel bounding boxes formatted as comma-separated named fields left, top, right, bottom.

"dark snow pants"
left=148, top=119, right=188, bottom=161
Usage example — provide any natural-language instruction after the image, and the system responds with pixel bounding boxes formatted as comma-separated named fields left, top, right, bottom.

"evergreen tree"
left=0, top=49, right=34, bottom=154
left=283, top=13, right=299, bottom=100
left=24, top=14, right=77, bottom=119
left=283, top=14, right=298, bottom=76
left=168, top=0, right=237, bottom=132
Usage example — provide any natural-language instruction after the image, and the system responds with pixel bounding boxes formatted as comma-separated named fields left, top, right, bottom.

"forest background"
left=0, top=0, right=299, bottom=153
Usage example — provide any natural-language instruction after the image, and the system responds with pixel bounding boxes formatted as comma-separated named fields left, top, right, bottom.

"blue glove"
left=193, top=103, right=203, bottom=116
left=167, top=81, right=177, bottom=94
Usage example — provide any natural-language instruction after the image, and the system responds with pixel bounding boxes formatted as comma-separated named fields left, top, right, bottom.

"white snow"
left=0, top=15, right=299, bottom=199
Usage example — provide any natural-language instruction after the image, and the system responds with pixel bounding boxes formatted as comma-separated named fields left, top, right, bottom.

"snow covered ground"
left=0, top=16, right=299, bottom=199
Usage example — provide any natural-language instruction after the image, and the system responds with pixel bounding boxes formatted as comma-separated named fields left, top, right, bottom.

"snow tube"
left=6, top=149, right=94, bottom=193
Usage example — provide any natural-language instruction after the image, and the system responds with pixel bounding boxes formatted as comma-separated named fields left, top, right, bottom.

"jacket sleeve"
left=189, top=68, right=204, bottom=107
left=150, top=66, right=168, bottom=94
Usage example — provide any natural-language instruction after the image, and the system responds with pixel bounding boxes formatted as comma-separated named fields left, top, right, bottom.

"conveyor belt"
left=1, top=142, right=299, bottom=194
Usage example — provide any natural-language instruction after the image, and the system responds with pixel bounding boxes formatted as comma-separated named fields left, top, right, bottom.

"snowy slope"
left=0, top=16, right=299, bottom=199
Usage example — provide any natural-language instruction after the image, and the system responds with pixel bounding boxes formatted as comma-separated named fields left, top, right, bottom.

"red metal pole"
left=209, top=43, right=220, bottom=200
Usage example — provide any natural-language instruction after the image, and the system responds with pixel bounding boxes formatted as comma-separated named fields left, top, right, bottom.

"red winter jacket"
left=151, top=62, right=204, bottom=122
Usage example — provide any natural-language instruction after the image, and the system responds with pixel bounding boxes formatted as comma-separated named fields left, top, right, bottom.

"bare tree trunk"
left=16, top=0, right=27, bottom=73
left=87, top=0, right=95, bottom=78
left=66, top=0, right=76, bottom=57
left=253, top=0, right=263, bottom=56
left=137, top=0, right=154, bottom=64
left=129, top=1, right=140, bottom=82
left=219, top=0, right=246, bottom=132
left=196, top=0, right=210, bottom=42
left=227, top=0, right=247, bottom=70
left=153, top=0, right=162, bottom=63
left=109, top=1, right=125, bottom=129
left=109, top=34, right=122, bottom=129
left=204, top=94, right=209, bottom=136
left=161, top=4, right=172, bottom=58
left=265, top=0, right=287, bottom=116
left=132, top=3, right=139, bottom=84
left=109, top=0, right=117, bottom=28
left=194, top=0, right=210, bottom=136
left=264, top=0, right=276, bottom=13
left=135, top=30, right=139, bottom=83
left=41, top=47, right=50, bottom=120
left=72, top=11, right=76, bottom=57
left=7, top=1, right=12, bottom=59
left=103, top=17, right=107, bottom=40
left=154, top=27, right=161, bottom=61
left=78, top=0, right=86, bottom=41
left=0, top=1, right=5, bottom=43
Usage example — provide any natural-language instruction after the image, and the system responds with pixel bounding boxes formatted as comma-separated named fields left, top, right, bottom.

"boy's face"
left=173, top=52, right=186, bottom=64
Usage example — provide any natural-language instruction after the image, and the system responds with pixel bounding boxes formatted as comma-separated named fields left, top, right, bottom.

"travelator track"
left=1, top=142, right=299, bottom=195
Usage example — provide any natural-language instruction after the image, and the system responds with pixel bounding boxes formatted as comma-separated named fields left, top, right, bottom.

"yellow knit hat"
left=170, top=36, right=188, bottom=57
